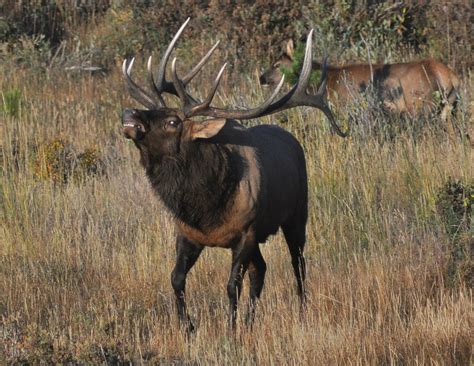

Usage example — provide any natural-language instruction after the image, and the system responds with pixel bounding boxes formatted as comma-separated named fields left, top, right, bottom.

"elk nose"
left=259, top=74, right=267, bottom=85
left=122, top=108, right=137, bottom=121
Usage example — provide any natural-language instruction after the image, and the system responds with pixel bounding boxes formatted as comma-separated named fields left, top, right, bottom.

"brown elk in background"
left=260, top=39, right=460, bottom=121
left=121, top=19, right=345, bottom=332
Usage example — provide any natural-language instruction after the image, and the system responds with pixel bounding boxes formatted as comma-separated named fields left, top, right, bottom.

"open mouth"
left=123, top=121, right=137, bottom=128
left=122, top=120, right=145, bottom=140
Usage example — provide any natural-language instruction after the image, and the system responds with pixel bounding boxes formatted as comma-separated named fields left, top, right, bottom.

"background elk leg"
left=171, top=236, right=203, bottom=332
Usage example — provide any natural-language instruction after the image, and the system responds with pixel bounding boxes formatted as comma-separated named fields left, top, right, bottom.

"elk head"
left=259, top=39, right=295, bottom=86
left=122, top=18, right=346, bottom=161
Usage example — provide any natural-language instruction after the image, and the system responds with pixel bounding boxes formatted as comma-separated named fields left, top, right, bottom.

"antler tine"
left=155, top=17, right=190, bottom=95
left=171, top=58, right=196, bottom=110
left=122, top=58, right=158, bottom=110
left=147, top=56, right=166, bottom=106
left=125, top=18, right=218, bottom=110
left=294, top=29, right=314, bottom=95
left=201, top=62, right=227, bottom=108
left=250, top=29, right=316, bottom=113
left=151, top=18, right=214, bottom=105
left=272, top=36, right=348, bottom=137
left=188, top=63, right=227, bottom=116
left=314, top=67, right=349, bottom=137
left=183, top=40, right=220, bottom=85
left=317, top=56, right=329, bottom=96
left=286, top=45, right=349, bottom=137
left=255, top=27, right=315, bottom=112
left=302, top=60, right=349, bottom=137
left=242, top=28, right=315, bottom=115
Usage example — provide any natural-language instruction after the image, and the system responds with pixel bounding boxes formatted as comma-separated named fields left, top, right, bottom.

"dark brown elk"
left=121, top=19, right=345, bottom=332
left=260, top=40, right=460, bottom=120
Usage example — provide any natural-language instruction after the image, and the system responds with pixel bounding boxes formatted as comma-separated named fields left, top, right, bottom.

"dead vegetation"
left=1, top=1, right=473, bottom=364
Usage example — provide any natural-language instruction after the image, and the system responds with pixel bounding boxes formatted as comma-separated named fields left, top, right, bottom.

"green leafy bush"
left=310, top=1, right=430, bottom=60
left=0, top=1, right=471, bottom=72
left=436, top=178, right=473, bottom=286
left=1, top=88, right=21, bottom=117
left=0, top=0, right=109, bottom=46
left=436, top=178, right=473, bottom=239
left=1, top=33, right=53, bottom=70
left=280, top=41, right=321, bottom=86
left=33, top=138, right=104, bottom=184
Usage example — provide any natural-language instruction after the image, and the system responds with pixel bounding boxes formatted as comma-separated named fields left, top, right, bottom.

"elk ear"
left=190, top=118, right=226, bottom=140
left=286, top=39, right=294, bottom=57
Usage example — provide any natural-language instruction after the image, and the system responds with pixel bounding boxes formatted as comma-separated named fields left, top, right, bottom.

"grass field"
left=1, top=45, right=473, bottom=364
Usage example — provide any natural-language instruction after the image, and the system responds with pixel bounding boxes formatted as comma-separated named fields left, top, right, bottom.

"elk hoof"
left=181, top=317, right=196, bottom=337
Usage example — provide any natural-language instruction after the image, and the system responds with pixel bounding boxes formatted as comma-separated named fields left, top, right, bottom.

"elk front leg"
left=227, top=232, right=255, bottom=329
left=171, top=235, right=203, bottom=333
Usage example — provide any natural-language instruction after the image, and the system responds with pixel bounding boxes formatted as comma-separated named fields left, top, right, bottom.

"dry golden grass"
left=1, top=61, right=473, bottom=364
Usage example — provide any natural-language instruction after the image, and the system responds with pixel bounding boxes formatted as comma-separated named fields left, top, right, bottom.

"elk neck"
left=145, top=140, right=246, bottom=231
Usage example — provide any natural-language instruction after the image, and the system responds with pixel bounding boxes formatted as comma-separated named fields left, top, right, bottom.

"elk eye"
left=165, top=119, right=180, bottom=130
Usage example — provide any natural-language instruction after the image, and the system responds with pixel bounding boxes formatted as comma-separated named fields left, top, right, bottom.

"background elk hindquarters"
left=121, top=19, right=344, bottom=332
left=260, top=39, right=460, bottom=121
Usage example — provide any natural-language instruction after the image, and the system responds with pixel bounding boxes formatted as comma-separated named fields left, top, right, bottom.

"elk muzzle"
left=259, top=68, right=282, bottom=86
left=122, top=108, right=146, bottom=140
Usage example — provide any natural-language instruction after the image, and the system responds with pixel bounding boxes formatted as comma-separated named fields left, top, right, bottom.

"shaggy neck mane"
left=143, top=141, right=244, bottom=230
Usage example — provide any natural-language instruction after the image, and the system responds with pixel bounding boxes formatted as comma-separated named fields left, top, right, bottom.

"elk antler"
left=124, top=18, right=220, bottom=108
left=123, top=19, right=348, bottom=137
left=148, top=18, right=221, bottom=107
left=179, top=29, right=347, bottom=137
left=122, top=58, right=158, bottom=110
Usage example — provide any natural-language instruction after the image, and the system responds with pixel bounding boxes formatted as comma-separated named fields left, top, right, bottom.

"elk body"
left=260, top=40, right=460, bottom=120
left=122, top=19, right=344, bottom=331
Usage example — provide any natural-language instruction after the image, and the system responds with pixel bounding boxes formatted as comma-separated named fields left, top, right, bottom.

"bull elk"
left=260, top=39, right=460, bottom=121
left=121, top=19, right=344, bottom=332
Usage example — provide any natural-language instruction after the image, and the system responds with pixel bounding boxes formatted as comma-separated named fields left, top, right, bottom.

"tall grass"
left=1, top=59, right=473, bottom=364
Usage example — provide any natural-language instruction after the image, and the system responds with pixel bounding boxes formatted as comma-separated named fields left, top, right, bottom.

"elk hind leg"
left=246, top=245, right=267, bottom=325
left=282, top=219, right=307, bottom=306
left=227, top=232, right=256, bottom=329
